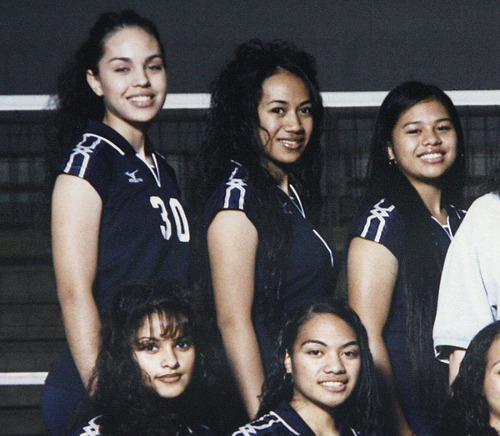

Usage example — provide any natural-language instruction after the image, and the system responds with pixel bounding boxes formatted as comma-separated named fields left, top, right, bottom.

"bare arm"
left=52, top=174, right=102, bottom=387
left=448, top=348, right=466, bottom=385
left=207, top=210, right=263, bottom=418
left=347, top=237, right=415, bottom=436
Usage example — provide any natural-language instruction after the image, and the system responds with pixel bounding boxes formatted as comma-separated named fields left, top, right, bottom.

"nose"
left=133, top=67, right=151, bottom=87
left=160, top=346, right=179, bottom=369
left=284, top=111, right=304, bottom=132
left=423, top=127, right=441, bottom=146
left=324, top=353, right=346, bottom=374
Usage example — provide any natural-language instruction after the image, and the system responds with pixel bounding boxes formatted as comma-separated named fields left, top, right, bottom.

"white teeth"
left=130, top=96, right=151, bottom=102
left=320, top=381, right=344, bottom=387
left=282, top=140, right=300, bottom=148
left=420, top=153, right=442, bottom=160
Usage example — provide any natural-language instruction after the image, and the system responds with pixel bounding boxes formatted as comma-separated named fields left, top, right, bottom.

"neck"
left=263, top=160, right=289, bottom=193
left=102, top=115, right=148, bottom=157
left=290, top=399, right=339, bottom=436
left=409, top=179, right=447, bottom=223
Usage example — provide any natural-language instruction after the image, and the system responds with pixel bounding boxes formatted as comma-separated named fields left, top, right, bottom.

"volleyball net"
left=0, top=91, right=499, bottom=389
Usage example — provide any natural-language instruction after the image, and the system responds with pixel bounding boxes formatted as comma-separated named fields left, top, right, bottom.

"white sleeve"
left=433, top=195, right=497, bottom=362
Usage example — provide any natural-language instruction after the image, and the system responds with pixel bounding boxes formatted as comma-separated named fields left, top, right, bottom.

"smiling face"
left=86, top=25, right=167, bottom=135
left=388, top=98, right=457, bottom=190
left=483, top=337, right=500, bottom=427
left=257, top=70, right=313, bottom=174
left=132, top=312, right=195, bottom=399
left=285, top=313, right=361, bottom=415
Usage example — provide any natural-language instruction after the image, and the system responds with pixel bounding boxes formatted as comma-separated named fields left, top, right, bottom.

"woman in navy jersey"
left=192, top=39, right=334, bottom=420
left=70, top=281, right=212, bottom=436
left=231, top=300, right=382, bottom=436
left=346, top=82, right=466, bottom=435
left=42, top=10, right=190, bottom=435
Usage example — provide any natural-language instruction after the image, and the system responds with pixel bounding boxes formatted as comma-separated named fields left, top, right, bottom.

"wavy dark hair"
left=437, top=321, right=500, bottom=436
left=191, top=38, right=324, bottom=337
left=259, top=300, right=382, bottom=435
left=362, top=81, right=466, bottom=407
left=46, top=9, right=164, bottom=174
left=73, top=280, right=209, bottom=435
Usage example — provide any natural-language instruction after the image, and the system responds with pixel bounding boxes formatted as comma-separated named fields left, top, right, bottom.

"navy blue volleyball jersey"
left=205, top=163, right=335, bottom=375
left=231, top=402, right=358, bottom=435
left=72, top=416, right=214, bottom=436
left=59, top=119, right=190, bottom=310
left=45, top=120, right=190, bottom=390
left=348, top=197, right=465, bottom=432
left=349, top=197, right=465, bottom=340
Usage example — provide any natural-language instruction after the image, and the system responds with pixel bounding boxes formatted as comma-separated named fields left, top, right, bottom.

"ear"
left=86, top=69, right=104, bottom=97
left=284, top=350, right=293, bottom=374
left=386, top=142, right=396, bottom=161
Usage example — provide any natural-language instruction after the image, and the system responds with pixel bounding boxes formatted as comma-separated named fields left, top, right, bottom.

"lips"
left=418, top=151, right=445, bottom=163
left=128, top=94, right=155, bottom=108
left=319, top=379, right=347, bottom=392
left=280, top=139, right=304, bottom=150
left=156, top=372, right=182, bottom=383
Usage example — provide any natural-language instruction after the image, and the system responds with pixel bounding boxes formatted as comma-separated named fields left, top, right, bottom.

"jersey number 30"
left=150, top=196, right=190, bottom=242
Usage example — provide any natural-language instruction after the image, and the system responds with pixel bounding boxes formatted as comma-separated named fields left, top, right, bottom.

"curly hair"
left=191, top=38, right=324, bottom=337
left=437, top=321, right=500, bottom=436
left=259, top=300, right=382, bottom=435
left=361, top=81, right=466, bottom=408
left=73, top=280, right=209, bottom=435
left=46, top=9, right=164, bottom=174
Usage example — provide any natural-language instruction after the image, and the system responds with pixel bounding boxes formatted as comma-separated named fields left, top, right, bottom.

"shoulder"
left=230, top=412, right=290, bottom=435
left=468, top=192, right=500, bottom=216
left=349, top=198, right=404, bottom=250
left=70, top=416, right=101, bottom=436
left=205, top=163, right=258, bottom=223
left=231, top=403, right=313, bottom=436
left=60, top=132, right=122, bottom=178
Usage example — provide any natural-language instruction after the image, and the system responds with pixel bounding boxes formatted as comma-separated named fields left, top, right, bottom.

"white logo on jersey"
left=360, top=199, right=395, bottom=243
left=80, top=416, right=101, bottom=435
left=125, top=170, right=143, bottom=183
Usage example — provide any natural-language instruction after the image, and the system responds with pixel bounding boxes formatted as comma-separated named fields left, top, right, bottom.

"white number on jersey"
left=150, top=196, right=190, bottom=242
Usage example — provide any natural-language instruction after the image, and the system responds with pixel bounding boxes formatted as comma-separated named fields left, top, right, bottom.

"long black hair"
left=363, top=81, right=466, bottom=407
left=191, top=38, right=324, bottom=336
left=46, top=9, right=165, bottom=173
left=73, top=280, right=209, bottom=435
left=437, top=321, right=500, bottom=436
left=259, top=300, right=382, bottom=435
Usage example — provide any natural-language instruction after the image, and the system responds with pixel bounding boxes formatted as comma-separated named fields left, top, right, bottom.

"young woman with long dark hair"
left=347, top=81, right=466, bottom=435
left=192, top=39, right=335, bottom=419
left=434, top=164, right=500, bottom=383
left=231, top=300, right=382, bottom=435
left=71, top=280, right=212, bottom=435
left=437, top=320, right=500, bottom=435
left=41, top=10, right=190, bottom=434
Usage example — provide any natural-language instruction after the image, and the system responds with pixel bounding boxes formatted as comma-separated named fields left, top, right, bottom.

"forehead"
left=397, top=99, right=450, bottom=124
left=134, top=311, right=185, bottom=338
left=260, top=70, right=309, bottom=101
left=295, top=313, right=356, bottom=346
left=101, top=26, right=161, bottom=58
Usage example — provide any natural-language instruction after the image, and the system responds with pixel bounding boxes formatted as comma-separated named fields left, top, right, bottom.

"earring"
left=389, top=159, right=396, bottom=166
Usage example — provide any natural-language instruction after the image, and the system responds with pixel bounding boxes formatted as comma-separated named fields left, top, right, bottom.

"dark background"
left=1, top=0, right=499, bottom=96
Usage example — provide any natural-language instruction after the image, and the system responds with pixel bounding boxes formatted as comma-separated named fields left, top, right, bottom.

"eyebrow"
left=401, top=117, right=451, bottom=128
left=265, top=99, right=312, bottom=106
left=300, top=339, right=359, bottom=348
left=107, top=54, right=163, bottom=64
